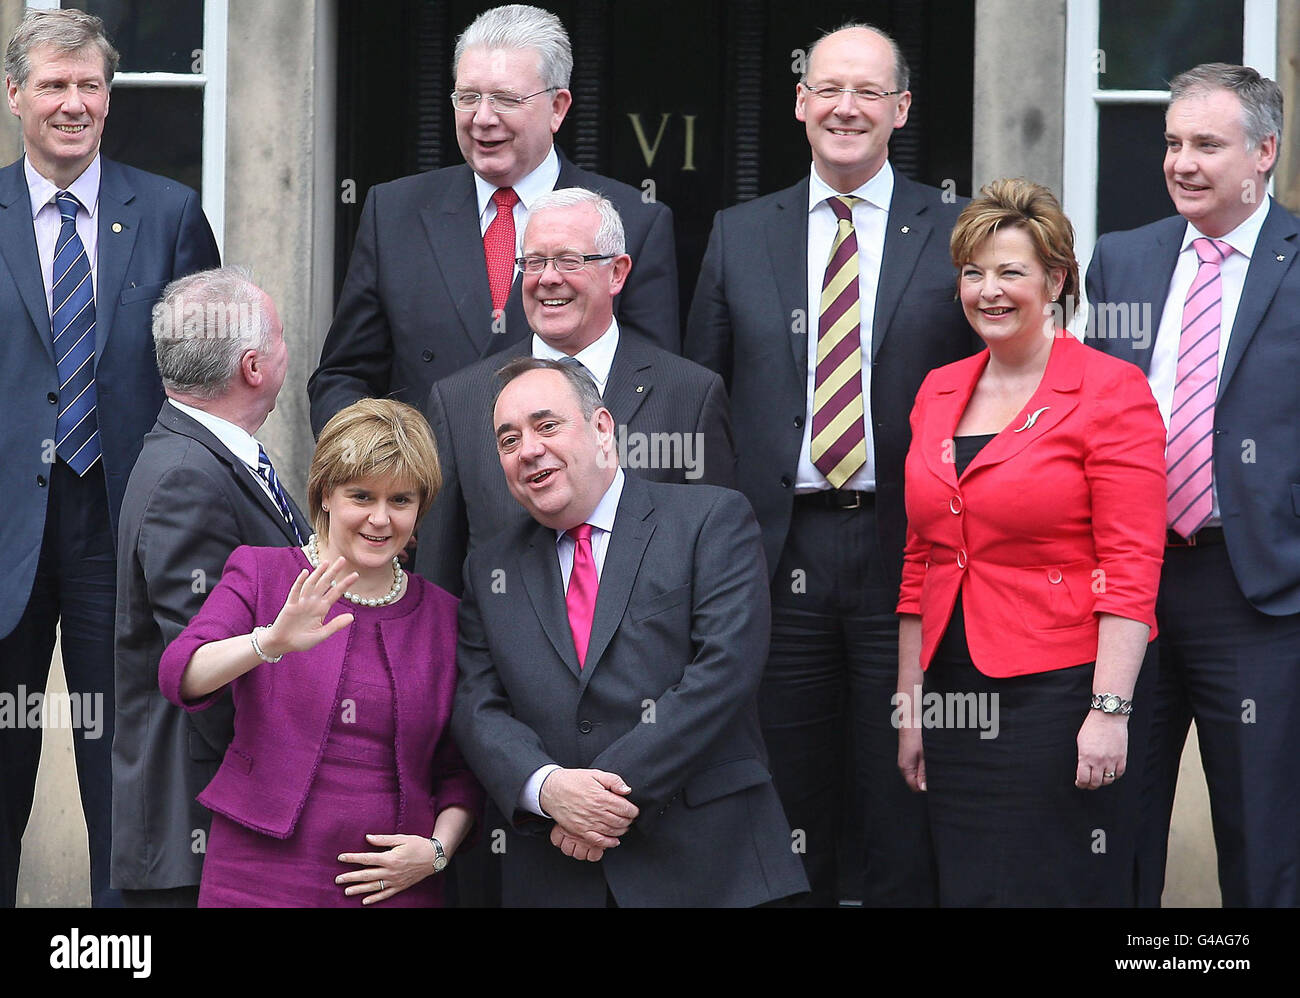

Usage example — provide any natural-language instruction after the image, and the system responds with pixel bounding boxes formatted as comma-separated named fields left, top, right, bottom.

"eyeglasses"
left=516, top=253, right=615, bottom=274
left=802, top=85, right=902, bottom=104
left=450, top=88, right=556, bottom=113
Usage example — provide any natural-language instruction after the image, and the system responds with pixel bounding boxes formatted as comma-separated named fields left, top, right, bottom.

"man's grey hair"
left=802, top=22, right=909, bottom=94
left=4, top=7, right=119, bottom=88
left=152, top=266, right=274, bottom=400
left=454, top=4, right=572, bottom=91
left=1169, top=63, right=1283, bottom=177
left=493, top=356, right=602, bottom=422
left=527, top=187, right=626, bottom=256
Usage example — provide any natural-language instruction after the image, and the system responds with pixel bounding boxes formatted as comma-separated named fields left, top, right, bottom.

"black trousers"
left=0, top=460, right=119, bottom=907
left=762, top=494, right=936, bottom=907
left=1137, top=541, right=1300, bottom=907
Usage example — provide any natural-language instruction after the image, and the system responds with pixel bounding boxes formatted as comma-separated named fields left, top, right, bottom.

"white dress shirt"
left=473, top=145, right=562, bottom=256
left=532, top=318, right=619, bottom=396
left=26, top=154, right=101, bottom=317
left=797, top=160, right=893, bottom=492
left=166, top=398, right=282, bottom=510
left=1149, top=197, right=1269, bottom=522
left=519, top=467, right=626, bottom=817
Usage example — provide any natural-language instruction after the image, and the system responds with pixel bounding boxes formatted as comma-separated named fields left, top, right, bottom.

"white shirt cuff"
left=519, top=764, right=562, bottom=817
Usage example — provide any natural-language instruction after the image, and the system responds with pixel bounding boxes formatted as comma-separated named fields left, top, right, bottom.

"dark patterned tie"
left=257, top=444, right=304, bottom=542
left=52, top=191, right=101, bottom=475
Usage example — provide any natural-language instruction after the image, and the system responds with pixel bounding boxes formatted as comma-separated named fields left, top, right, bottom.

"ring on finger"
left=1103, top=771, right=1116, bottom=780
left=378, top=879, right=386, bottom=891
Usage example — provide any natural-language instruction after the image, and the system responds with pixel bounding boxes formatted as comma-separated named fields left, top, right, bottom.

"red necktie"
left=1167, top=237, right=1231, bottom=539
left=484, top=187, right=520, bottom=314
left=565, top=524, right=598, bottom=668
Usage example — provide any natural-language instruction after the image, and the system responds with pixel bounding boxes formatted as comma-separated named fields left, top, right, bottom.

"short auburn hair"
left=950, top=177, right=1080, bottom=322
left=307, top=399, right=442, bottom=541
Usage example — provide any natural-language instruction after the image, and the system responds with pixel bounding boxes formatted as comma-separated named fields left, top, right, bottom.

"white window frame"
left=33, top=0, right=227, bottom=251
left=1063, top=0, right=1276, bottom=283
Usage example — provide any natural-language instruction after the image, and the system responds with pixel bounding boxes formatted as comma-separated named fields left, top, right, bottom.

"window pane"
left=100, top=87, right=203, bottom=196
left=68, top=0, right=205, bottom=75
left=1098, top=0, right=1242, bottom=91
left=1096, top=104, right=1168, bottom=236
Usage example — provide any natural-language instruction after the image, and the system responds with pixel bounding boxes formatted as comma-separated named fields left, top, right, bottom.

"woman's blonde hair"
left=307, top=399, right=441, bottom=541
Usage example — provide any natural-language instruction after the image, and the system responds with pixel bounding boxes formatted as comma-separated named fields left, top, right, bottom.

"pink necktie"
left=484, top=187, right=519, bottom=314
left=1167, top=237, right=1231, bottom=539
left=565, top=524, right=598, bottom=668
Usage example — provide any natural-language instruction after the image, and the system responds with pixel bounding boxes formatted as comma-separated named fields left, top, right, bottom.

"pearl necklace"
left=306, top=534, right=404, bottom=607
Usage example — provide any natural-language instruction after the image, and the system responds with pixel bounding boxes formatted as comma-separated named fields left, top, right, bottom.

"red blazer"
left=897, top=333, right=1166, bottom=677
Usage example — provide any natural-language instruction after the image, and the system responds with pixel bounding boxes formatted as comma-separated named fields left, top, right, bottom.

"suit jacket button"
left=793, top=416, right=804, bottom=429
left=1047, top=568, right=1063, bottom=584
left=421, top=349, right=434, bottom=362
left=47, top=392, right=57, bottom=405
left=957, top=549, right=967, bottom=568
left=949, top=495, right=962, bottom=514
left=578, top=720, right=593, bottom=734
left=36, top=475, right=47, bottom=487
left=780, top=475, right=792, bottom=488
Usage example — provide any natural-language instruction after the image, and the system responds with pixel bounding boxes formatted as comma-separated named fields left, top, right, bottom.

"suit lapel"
left=1220, top=201, right=1299, bottom=394
left=603, top=333, right=652, bottom=425
left=918, top=354, right=985, bottom=488
left=580, top=477, right=654, bottom=689
left=519, top=526, right=582, bottom=677
left=1124, top=219, right=1183, bottom=374
left=0, top=161, right=56, bottom=362
left=960, top=336, right=1083, bottom=479
left=764, top=180, right=811, bottom=382
left=158, top=403, right=308, bottom=544
left=873, top=174, right=934, bottom=362
left=423, top=167, right=497, bottom=358
left=95, top=160, right=140, bottom=366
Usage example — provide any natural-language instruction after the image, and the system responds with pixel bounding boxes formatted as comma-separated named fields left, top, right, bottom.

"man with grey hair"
left=1086, top=63, right=1300, bottom=907
left=0, top=6, right=218, bottom=907
left=308, top=3, right=680, bottom=438
left=686, top=22, right=975, bottom=906
left=113, top=267, right=307, bottom=908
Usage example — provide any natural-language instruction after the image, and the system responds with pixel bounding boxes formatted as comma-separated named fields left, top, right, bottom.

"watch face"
left=433, top=855, right=448, bottom=872
left=1103, top=695, right=1121, bottom=712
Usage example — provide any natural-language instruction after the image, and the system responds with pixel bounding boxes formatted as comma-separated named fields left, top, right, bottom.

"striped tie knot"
left=1192, top=237, right=1231, bottom=267
left=55, top=190, right=83, bottom=222
left=829, top=195, right=861, bottom=221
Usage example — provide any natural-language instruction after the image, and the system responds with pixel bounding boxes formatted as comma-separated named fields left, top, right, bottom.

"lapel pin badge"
left=111, top=222, right=122, bottom=233
left=1014, top=405, right=1051, bottom=433
left=901, top=225, right=910, bottom=234
left=1278, top=254, right=1286, bottom=262
left=635, top=385, right=644, bottom=393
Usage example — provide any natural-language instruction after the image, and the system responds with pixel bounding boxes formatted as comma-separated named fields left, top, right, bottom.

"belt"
left=795, top=489, right=875, bottom=510
left=1166, top=526, right=1225, bottom=547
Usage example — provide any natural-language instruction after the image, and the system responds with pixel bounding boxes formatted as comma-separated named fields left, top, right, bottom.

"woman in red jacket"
left=896, top=178, right=1166, bottom=905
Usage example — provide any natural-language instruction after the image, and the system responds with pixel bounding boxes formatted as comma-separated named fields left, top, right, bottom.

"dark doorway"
left=335, top=0, right=974, bottom=323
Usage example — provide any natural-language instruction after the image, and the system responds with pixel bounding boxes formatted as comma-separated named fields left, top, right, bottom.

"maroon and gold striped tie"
left=811, top=195, right=866, bottom=488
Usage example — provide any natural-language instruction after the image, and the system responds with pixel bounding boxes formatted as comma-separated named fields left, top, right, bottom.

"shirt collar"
left=25, top=153, right=101, bottom=219
left=1180, top=195, right=1270, bottom=261
left=553, top=466, right=625, bottom=547
left=532, top=317, right=620, bottom=390
left=808, top=158, right=893, bottom=214
left=473, top=145, right=561, bottom=221
left=167, top=398, right=263, bottom=470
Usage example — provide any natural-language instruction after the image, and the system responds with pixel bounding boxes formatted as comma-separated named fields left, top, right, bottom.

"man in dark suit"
left=451, top=357, right=807, bottom=906
left=307, top=3, right=679, bottom=436
left=113, top=268, right=309, bottom=908
left=684, top=23, right=975, bottom=906
left=1085, top=63, right=1300, bottom=907
left=0, top=8, right=219, bottom=908
left=417, top=187, right=733, bottom=596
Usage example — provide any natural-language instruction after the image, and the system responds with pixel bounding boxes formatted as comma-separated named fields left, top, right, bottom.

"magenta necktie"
left=565, top=524, right=598, bottom=668
left=484, top=187, right=519, bottom=314
left=1167, top=237, right=1231, bottom=539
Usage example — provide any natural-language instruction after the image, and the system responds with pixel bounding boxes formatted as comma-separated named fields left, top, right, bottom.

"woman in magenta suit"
left=160, top=399, right=482, bottom=906
left=896, top=179, right=1166, bottom=905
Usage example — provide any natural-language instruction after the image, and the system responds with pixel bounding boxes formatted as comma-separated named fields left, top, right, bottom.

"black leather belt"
left=1166, top=526, right=1225, bottom=547
left=795, top=489, right=875, bottom=510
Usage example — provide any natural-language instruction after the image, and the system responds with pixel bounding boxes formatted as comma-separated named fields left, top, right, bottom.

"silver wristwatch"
left=1091, top=692, right=1133, bottom=715
left=429, top=835, right=448, bottom=873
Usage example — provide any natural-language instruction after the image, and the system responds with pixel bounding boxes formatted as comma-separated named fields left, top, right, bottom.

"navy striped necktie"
left=52, top=190, right=102, bottom=475
left=257, top=445, right=303, bottom=542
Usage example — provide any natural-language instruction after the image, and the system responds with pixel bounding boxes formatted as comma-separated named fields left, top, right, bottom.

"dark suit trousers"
left=0, top=460, right=118, bottom=907
left=764, top=495, right=937, bottom=907
left=1138, top=541, right=1300, bottom=907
